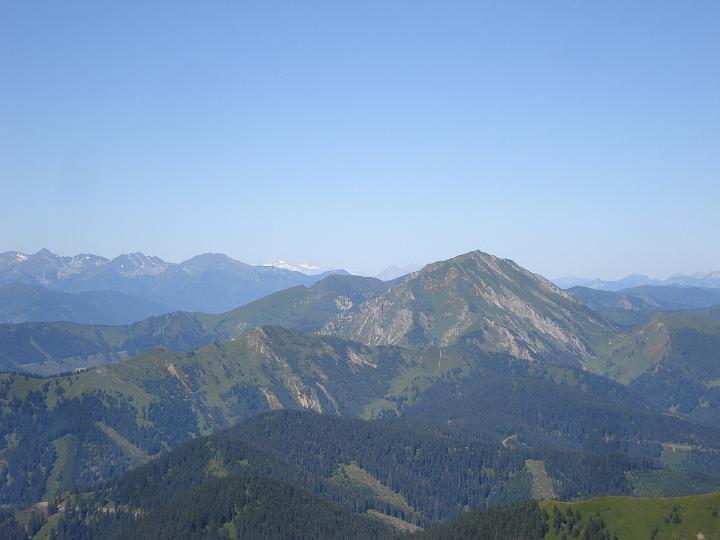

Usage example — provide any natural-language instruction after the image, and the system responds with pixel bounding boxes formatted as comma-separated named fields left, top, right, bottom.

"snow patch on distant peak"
left=112, top=253, right=168, bottom=276
left=16, top=252, right=28, bottom=262
left=263, top=259, right=324, bottom=275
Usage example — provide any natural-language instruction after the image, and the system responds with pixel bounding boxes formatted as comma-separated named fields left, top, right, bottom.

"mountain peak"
left=34, top=248, right=58, bottom=258
left=108, top=252, right=169, bottom=276
left=428, top=250, right=517, bottom=271
left=180, top=252, right=249, bottom=274
left=324, top=250, right=610, bottom=363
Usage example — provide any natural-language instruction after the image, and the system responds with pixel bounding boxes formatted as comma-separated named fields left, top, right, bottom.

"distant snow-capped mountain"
left=262, top=259, right=322, bottom=274
left=262, top=259, right=334, bottom=276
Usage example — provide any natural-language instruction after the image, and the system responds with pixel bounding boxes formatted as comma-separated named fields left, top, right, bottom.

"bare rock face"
left=324, top=250, right=613, bottom=365
left=237, top=326, right=390, bottom=417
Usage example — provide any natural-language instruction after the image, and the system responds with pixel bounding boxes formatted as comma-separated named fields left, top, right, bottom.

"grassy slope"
left=594, top=319, right=670, bottom=384
left=542, top=493, right=720, bottom=540
left=594, top=313, right=720, bottom=384
left=333, top=463, right=418, bottom=517
left=43, top=435, right=78, bottom=500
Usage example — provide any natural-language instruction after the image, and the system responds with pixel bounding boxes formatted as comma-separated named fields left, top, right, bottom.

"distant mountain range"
left=375, top=263, right=423, bottom=281
left=0, top=249, right=347, bottom=317
left=554, top=271, right=720, bottom=291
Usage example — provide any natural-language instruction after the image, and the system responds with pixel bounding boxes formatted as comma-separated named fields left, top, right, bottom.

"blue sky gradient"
left=1, top=1, right=718, bottom=277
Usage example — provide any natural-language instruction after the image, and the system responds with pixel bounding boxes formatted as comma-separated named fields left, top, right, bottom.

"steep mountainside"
left=0, top=283, right=173, bottom=325
left=324, top=251, right=614, bottom=364
left=0, top=274, right=387, bottom=374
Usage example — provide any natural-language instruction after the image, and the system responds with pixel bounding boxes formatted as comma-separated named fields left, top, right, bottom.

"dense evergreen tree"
left=413, top=501, right=548, bottom=540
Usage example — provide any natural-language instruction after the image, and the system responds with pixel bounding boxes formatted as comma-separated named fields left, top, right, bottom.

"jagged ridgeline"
left=0, top=249, right=351, bottom=314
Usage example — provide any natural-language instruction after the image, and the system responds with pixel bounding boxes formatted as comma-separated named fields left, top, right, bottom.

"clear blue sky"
left=1, top=1, right=718, bottom=278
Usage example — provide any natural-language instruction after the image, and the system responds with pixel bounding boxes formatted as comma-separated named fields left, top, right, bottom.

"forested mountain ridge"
left=4, top=410, right=720, bottom=539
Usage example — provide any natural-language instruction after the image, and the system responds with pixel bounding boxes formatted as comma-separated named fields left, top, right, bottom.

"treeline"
left=413, top=501, right=549, bottom=540
left=549, top=505, right=619, bottom=540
